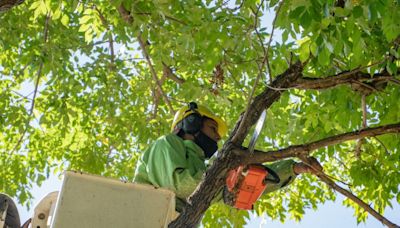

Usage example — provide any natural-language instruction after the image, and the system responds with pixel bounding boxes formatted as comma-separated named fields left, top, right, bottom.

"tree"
left=1, top=0, right=400, bottom=227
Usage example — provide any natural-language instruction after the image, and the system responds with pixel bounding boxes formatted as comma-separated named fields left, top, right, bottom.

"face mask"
left=194, top=131, right=218, bottom=158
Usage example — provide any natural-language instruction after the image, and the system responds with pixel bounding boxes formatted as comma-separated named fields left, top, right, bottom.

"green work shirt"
left=133, top=133, right=297, bottom=212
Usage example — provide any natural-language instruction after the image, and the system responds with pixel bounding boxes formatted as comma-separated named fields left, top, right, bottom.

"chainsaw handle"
left=263, top=166, right=280, bottom=184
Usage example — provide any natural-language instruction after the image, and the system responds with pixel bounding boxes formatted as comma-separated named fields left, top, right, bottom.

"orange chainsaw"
left=224, top=110, right=280, bottom=210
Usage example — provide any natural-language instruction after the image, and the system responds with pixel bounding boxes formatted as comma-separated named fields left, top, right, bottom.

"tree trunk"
left=169, top=61, right=304, bottom=227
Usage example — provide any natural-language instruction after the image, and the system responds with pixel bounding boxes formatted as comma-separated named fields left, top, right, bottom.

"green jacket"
left=133, top=133, right=297, bottom=211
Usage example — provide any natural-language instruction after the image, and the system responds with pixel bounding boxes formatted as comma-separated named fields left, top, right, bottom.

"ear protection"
left=180, top=102, right=203, bottom=134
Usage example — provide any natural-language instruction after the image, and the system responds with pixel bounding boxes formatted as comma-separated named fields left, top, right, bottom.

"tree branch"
left=94, top=6, right=115, bottom=70
left=244, top=123, right=400, bottom=227
left=133, top=12, right=187, bottom=26
left=116, top=4, right=133, bottom=24
left=233, top=0, right=268, bottom=142
left=0, top=0, right=24, bottom=12
left=244, top=123, right=400, bottom=164
left=162, top=62, right=185, bottom=84
left=253, top=60, right=399, bottom=92
left=301, top=157, right=400, bottom=228
left=355, top=94, right=368, bottom=157
left=295, top=60, right=394, bottom=90
left=109, top=33, right=115, bottom=68
left=137, top=34, right=175, bottom=115
left=234, top=0, right=288, bottom=146
left=115, top=4, right=175, bottom=115
left=318, top=175, right=399, bottom=227
left=151, top=66, right=168, bottom=119
left=238, top=0, right=282, bottom=139
left=265, top=0, right=283, bottom=83
left=151, top=64, right=184, bottom=119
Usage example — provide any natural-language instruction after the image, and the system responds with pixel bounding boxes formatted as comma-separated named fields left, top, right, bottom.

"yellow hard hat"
left=171, top=102, right=228, bottom=137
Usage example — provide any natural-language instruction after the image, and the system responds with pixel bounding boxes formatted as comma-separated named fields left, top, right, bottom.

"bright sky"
left=14, top=174, right=399, bottom=227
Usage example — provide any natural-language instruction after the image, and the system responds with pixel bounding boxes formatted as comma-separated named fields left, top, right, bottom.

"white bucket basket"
left=47, top=171, right=176, bottom=228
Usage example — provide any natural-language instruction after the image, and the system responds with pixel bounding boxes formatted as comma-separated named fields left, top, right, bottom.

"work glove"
left=293, top=157, right=323, bottom=175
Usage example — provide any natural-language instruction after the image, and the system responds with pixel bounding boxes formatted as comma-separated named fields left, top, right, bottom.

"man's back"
left=134, top=133, right=206, bottom=211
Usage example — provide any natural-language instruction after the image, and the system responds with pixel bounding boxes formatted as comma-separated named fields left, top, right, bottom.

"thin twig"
left=362, top=95, right=367, bottom=128
left=162, top=62, right=185, bottom=84
left=134, top=12, right=187, bottom=26
left=115, top=4, right=175, bottom=114
left=151, top=98, right=159, bottom=120
left=333, top=155, right=351, bottom=171
left=137, top=34, right=175, bottom=115
left=10, top=14, right=51, bottom=154
left=225, top=64, right=248, bottom=96
left=150, top=63, right=184, bottom=119
left=319, top=170, right=350, bottom=186
left=251, top=0, right=268, bottom=83
left=298, top=155, right=351, bottom=188
left=94, top=6, right=115, bottom=70
left=252, top=0, right=284, bottom=85
left=151, top=66, right=168, bottom=119
left=373, top=136, right=390, bottom=156
left=265, top=1, right=284, bottom=84
left=105, top=145, right=114, bottom=168
left=11, top=90, right=33, bottom=100
left=351, top=79, right=378, bottom=93
left=235, top=0, right=281, bottom=142
left=109, top=33, right=115, bottom=68
left=355, top=94, right=368, bottom=157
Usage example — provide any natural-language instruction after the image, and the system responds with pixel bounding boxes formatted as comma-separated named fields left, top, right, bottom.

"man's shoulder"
left=153, top=133, right=185, bottom=148
left=157, top=133, right=181, bottom=142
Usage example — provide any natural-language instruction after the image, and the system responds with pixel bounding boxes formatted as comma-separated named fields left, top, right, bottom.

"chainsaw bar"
left=247, top=110, right=266, bottom=154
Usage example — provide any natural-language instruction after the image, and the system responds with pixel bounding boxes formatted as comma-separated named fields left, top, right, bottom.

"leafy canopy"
left=0, top=0, right=399, bottom=226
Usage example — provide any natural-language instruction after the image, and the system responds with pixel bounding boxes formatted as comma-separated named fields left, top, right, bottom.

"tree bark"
left=0, top=0, right=23, bottom=12
left=241, top=123, right=400, bottom=164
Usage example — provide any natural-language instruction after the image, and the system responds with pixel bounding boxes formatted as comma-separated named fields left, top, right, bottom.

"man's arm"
left=263, top=157, right=322, bottom=194
left=263, top=159, right=297, bottom=194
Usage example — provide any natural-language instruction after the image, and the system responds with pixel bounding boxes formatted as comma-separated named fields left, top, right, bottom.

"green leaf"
left=317, top=46, right=330, bottom=66
left=300, top=11, right=312, bottom=29
left=289, top=6, right=306, bottom=19
left=353, top=6, right=363, bottom=18
left=61, top=14, right=70, bottom=27
left=386, top=62, right=398, bottom=75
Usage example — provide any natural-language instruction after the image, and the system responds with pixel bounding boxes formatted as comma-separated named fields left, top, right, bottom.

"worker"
left=133, top=102, right=320, bottom=212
